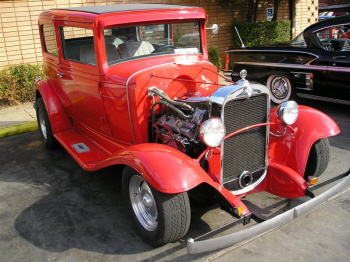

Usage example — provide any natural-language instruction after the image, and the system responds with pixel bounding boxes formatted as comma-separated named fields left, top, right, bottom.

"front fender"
left=269, top=105, right=340, bottom=177
left=36, top=80, right=71, bottom=133
left=92, top=143, right=214, bottom=193
left=87, top=143, right=250, bottom=215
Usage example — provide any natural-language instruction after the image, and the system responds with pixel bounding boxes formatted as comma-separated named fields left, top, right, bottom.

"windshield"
left=289, top=32, right=306, bottom=46
left=103, top=21, right=201, bottom=66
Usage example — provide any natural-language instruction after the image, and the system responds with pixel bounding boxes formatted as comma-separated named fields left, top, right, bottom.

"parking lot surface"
left=1, top=99, right=349, bottom=262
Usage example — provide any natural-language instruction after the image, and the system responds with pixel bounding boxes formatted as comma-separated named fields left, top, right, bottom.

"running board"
left=54, top=129, right=107, bottom=168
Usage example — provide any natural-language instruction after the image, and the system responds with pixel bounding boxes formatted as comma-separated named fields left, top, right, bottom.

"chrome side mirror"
left=206, top=24, right=219, bottom=34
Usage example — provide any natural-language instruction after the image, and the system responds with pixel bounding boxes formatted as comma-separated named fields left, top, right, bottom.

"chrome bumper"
left=187, top=170, right=350, bottom=254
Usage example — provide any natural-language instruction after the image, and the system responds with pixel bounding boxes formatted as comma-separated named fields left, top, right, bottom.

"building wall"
left=0, top=0, right=317, bottom=70
left=295, top=0, right=319, bottom=37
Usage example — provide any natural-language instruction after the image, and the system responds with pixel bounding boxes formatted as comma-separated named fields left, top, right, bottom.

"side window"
left=42, top=24, right=58, bottom=56
left=61, top=27, right=96, bottom=65
left=316, top=25, right=350, bottom=51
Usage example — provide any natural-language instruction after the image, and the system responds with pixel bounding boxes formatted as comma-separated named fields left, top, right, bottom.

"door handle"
left=57, top=73, right=64, bottom=77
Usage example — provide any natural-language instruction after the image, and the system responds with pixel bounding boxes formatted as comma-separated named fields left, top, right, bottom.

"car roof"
left=305, top=14, right=350, bottom=33
left=52, top=4, right=197, bottom=14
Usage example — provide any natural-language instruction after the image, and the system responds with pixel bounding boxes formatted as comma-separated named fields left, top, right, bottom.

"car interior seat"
left=119, top=40, right=155, bottom=58
left=79, top=44, right=121, bottom=65
left=79, top=45, right=96, bottom=65
left=105, top=44, right=121, bottom=64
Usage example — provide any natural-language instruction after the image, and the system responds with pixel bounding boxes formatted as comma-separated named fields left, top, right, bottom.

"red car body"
left=35, top=4, right=343, bottom=253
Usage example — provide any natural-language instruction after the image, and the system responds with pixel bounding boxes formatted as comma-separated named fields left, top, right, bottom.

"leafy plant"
left=232, top=20, right=291, bottom=47
left=208, top=47, right=222, bottom=70
left=0, top=64, right=45, bottom=106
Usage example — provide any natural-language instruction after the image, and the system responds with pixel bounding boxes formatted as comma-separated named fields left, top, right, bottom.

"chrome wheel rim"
left=271, top=77, right=289, bottom=100
left=38, top=108, right=47, bottom=140
left=129, top=175, right=158, bottom=231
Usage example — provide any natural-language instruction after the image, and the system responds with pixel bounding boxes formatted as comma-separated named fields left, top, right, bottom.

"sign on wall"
left=267, top=8, right=274, bottom=21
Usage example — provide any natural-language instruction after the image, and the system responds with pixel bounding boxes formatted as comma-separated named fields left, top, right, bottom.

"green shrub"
left=232, top=20, right=291, bottom=47
left=0, top=64, right=45, bottom=106
left=208, top=47, right=222, bottom=70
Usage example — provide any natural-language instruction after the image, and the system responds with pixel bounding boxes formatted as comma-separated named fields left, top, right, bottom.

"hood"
left=105, top=55, right=219, bottom=99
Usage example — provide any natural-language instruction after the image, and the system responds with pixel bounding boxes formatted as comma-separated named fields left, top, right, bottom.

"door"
left=328, top=50, right=350, bottom=103
left=314, top=24, right=350, bottom=103
left=56, top=23, right=113, bottom=137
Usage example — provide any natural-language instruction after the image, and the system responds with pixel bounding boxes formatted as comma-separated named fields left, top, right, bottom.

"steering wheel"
left=323, top=43, right=334, bottom=51
left=153, top=45, right=177, bottom=53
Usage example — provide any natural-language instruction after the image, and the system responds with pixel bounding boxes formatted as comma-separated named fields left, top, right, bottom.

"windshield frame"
left=103, top=21, right=202, bottom=66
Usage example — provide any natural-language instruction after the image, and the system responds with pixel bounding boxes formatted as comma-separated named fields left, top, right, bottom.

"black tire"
left=35, top=98, right=58, bottom=149
left=304, top=138, right=330, bottom=180
left=122, top=167, right=191, bottom=247
left=266, top=75, right=295, bottom=104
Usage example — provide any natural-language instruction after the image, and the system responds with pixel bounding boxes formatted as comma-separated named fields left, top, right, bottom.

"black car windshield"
left=103, top=21, right=201, bottom=66
left=289, top=32, right=306, bottom=46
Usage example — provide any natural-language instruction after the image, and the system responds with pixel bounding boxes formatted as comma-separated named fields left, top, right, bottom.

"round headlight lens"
left=199, top=119, right=226, bottom=147
left=278, top=101, right=299, bottom=125
left=240, top=69, right=247, bottom=80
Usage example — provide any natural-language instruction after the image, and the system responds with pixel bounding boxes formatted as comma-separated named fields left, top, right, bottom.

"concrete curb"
left=0, top=121, right=38, bottom=138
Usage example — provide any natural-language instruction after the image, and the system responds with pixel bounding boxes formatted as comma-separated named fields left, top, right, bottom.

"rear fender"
left=269, top=105, right=340, bottom=177
left=36, top=80, right=72, bottom=133
left=90, top=143, right=250, bottom=215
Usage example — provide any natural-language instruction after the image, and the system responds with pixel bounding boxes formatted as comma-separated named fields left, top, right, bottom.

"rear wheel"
left=122, top=167, right=191, bottom=247
left=266, top=75, right=295, bottom=104
left=35, top=98, right=57, bottom=149
left=304, top=138, right=330, bottom=180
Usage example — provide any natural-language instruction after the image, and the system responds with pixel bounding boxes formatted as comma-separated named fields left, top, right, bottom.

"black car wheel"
left=35, top=98, right=57, bottom=149
left=304, top=138, right=330, bottom=180
left=266, top=75, right=295, bottom=104
left=122, top=167, right=191, bottom=247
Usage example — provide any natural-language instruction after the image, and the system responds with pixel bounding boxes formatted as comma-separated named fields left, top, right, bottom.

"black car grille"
left=222, top=95, right=268, bottom=187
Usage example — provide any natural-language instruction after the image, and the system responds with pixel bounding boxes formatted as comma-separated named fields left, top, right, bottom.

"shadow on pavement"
left=1, top=132, right=214, bottom=260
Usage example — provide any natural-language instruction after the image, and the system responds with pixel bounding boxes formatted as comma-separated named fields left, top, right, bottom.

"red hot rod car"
left=35, top=4, right=350, bottom=254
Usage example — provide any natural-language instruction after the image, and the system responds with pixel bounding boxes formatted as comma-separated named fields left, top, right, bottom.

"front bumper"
left=187, top=169, right=350, bottom=254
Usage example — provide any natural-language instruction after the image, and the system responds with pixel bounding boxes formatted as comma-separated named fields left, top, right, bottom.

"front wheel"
left=304, top=138, right=330, bottom=180
left=266, top=75, right=295, bottom=104
left=122, top=167, right=191, bottom=247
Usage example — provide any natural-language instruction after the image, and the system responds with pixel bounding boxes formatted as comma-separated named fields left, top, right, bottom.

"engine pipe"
left=148, top=86, right=194, bottom=112
left=151, top=100, right=193, bottom=120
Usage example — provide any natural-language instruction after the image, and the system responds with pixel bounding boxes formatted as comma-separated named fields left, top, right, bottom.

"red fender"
left=258, top=160, right=309, bottom=198
left=269, top=105, right=340, bottom=177
left=36, top=80, right=72, bottom=133
left=86, top=143, right=250, bottom=215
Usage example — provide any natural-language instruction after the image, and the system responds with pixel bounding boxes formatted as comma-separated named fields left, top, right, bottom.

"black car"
left=228, top=15, right=350, bottom=105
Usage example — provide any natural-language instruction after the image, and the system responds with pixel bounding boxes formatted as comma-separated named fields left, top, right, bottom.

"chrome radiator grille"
left=222, top=95, right=268, bottom=186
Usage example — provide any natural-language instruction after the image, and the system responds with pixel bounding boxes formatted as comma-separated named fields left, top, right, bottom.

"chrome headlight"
left=199, top=118, right=226, bottom=147
left=277, top=101, right=299, bottom=125
left=240, top=69, right=247, bottom=80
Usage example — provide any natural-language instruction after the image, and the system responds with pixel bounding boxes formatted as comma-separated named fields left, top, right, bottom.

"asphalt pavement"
left=0, top=89, right=349, bottom=261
